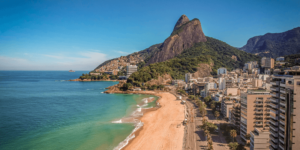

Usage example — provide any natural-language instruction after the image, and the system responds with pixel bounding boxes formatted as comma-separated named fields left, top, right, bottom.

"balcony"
left=270, top=87, right=279, bottom=91
left=279, top=143, right=284, bottom=150
left=270, top=140, right=278, bottom=149
left=270, top=81, right=279, bottom=86
left=279, top=137, right=284, bottom=144
left=241, top=126, right=247, bottom=133
left=270, top=97, right=279, bottom=103
left=280, top=101, right=286, bottom=107
left=270, top=129, right=278, bottom=137
left=279, top=131, right=284, bottom=138
left=280, top=107, right=285, bottom=113
left=280, top=113, right=285, bottom=119
left=270, top=124, right=278, bottom=131
left=280, top=94, right=286, bottom=100
left=280, top=89, right=286, bottom=94
left=271, top=93, right=279, bottom=97
left=270, top=135, right=278, bottom=143
left=270, top=113, right=278, bottom=120
left=270, top=119, right=278, bottom=126
left=269, top=103, right=278, bottom=109
left=280, top=119, right=285, bottom=125
left=280, top=82, right=286, bottom=87
left=279, top=125, right=285, bottom=131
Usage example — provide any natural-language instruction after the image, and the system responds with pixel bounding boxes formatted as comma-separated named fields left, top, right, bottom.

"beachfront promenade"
left=183, top=96, right=229, bottom=150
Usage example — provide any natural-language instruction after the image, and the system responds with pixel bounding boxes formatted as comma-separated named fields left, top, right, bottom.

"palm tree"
left=214, top=111, right=220, bottom=120
left=210, top=103, right=215, bottom=110
left=230, top=129, right=237, bottom=142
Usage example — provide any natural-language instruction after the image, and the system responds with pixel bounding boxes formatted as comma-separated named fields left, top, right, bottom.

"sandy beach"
left=123, top=92, right=185, bottom=150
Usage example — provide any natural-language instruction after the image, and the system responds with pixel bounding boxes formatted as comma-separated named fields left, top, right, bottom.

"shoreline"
left=108, top=90, right=185, bottom=150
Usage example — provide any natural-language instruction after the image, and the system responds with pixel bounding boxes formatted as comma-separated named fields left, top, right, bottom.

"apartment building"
left=126, top=65, right=138, bottom=78
left=218, top=67, right=227, bottom=75
left=269, top=67, right=300, bottom=150
left=221, top=99, right=234, bottom=118
left=261, top=57, right=275, bottom=69
left=250, top=128, right=270, bottom=150
left=240, top=89, right=271, bottom=144
left=230, top=103, right=241, bottom=128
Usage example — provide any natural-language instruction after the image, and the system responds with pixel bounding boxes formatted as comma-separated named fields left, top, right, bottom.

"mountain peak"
left=173, top=14, right=190, bottom=32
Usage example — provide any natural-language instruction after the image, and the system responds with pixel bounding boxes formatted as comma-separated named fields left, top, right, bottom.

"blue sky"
left=0, top=0, right=299, bottom=70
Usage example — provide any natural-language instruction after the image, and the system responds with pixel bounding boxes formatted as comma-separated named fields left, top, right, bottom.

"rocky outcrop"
left=173, top=15, right=190, bottom=32
left=240, top=27, right=300, bottom=58
left=146, top=15, right=207, bottom=65
left=191, top=63, right=213, bottom=78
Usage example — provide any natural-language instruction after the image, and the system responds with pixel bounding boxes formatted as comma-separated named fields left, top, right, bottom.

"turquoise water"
left=0, top=71, right=157, bottom=150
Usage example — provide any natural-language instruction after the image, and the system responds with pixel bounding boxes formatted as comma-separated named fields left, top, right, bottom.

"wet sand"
left=123, top=92, right=185, bottom=150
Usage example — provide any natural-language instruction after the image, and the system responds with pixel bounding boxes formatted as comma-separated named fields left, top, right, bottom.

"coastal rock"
left=146, top=16, right=207, bottom=65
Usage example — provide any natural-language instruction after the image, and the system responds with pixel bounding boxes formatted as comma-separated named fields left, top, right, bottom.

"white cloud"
left=114, top=50, right=129, bottom=55
left=0, top=51, right=108, bottom=70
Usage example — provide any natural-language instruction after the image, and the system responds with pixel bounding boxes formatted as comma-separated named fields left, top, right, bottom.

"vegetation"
left=79, top=73, right=109, bottom=80
left=128, top=55, right=212, bottom=82
left=214, top=111, right=220, bottom=120
left=228, top=142, right=239, bottom=150
left=128, top=37, right=260, bottom=83
left=177, top=37, right=261, bottom=75
left=230, top=129, right=237, bottom=142
left=177, top=89, right=187, bottom=96
left=284, top=53, right=300, bottom=67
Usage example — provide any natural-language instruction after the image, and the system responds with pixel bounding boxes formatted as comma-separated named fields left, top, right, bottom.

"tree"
left=245, top=134, right=251, bottom=140
left=210, top=103, right=215, bottom=110
left=123, top=83, right=133, bottom=91
left=214, top=111, right=220, bottom=120
left=228, top=142, right=239, bottom=150
left=158, top=85, right=165, bottom=90
left=230, top=129, right=237, bottom=142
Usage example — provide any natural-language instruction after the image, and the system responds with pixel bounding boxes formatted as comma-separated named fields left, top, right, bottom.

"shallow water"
left=0, top=71, right=157, bottom=150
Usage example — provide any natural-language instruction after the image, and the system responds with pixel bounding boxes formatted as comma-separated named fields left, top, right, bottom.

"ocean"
left=0, top=71, right=158, bottom=150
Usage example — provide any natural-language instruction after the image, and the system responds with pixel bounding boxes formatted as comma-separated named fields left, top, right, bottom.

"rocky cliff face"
left=146, top=15, right=207, bottom=65
left=240, top=27, right=300, bottom=58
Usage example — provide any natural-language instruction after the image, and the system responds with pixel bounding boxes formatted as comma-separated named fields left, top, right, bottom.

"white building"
left=218, top=77, right=226, bottom=90
left=276, top=56, right=284, bottom=62
left=204, top=82, right=217, bottom=97
left=126, top=65, right=138, bottom=78
left=217, top=68, right=227, bottom=75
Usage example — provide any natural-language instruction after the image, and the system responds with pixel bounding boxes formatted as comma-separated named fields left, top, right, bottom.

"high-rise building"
left=240, top=89, right=271, bottom=144
left=269, top=67, right=300, bottom=150
left=126, top=65, right=138, bottom=78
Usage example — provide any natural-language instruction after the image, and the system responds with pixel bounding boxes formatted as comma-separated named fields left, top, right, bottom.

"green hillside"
left=129, top=37, right=260, bottom=83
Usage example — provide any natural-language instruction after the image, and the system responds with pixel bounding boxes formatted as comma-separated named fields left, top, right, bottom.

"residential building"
left=240, top=89, right=271, bottom=144
left=250, top=128, right=270, bottom=150
left=204, top=82, right=217, bottom=97
left=252, top=79, right=263, bottom=88
left=269, top=67, right=300, bottom=150
left=218, top=77, right=226, bottom=90
left=276, top=57, right=285, bottom=62
left=185, top=73, right=192, bottom=83
left=218, top=67, right=227, bottom=75
left=230, top=103, right=241, bottom=129
left=126, top=65, right=137, bottom=78
left=261, top=58, right=274, bottom=69
left=221, top=99, right=234, bottom=118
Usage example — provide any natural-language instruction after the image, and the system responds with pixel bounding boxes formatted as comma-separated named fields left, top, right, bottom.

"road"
left=184, top=98, right=229, bottom=150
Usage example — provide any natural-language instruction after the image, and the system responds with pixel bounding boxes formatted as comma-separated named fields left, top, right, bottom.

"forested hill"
left=128, top=37, right=260, bottom=83
left=239, top=27, right=300, bottom=58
